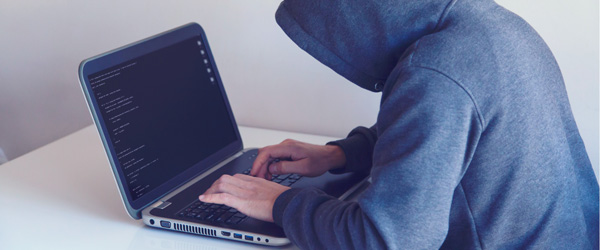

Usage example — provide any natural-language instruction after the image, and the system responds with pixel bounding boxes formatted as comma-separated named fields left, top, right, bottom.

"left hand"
left=199, top=174, right=290, bottom=222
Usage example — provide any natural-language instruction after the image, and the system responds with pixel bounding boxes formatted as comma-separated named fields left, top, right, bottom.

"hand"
left=250, top=139, right=347, bottom=180
left=199, top=174, right=290, bottom=222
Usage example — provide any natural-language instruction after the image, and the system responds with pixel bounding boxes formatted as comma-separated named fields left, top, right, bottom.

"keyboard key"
left=281, top=179, right=294, bottom=186
left=205, top=214, right=217, bottom=221
left=216, top=212, right=235, bottom=222
left=196, top=212, right=209, bottom=220
left=233, top=213, right=246, bottom=219
left=226, top=217, right=242, bottom=224
left=214, top=209, right=226, bottom=216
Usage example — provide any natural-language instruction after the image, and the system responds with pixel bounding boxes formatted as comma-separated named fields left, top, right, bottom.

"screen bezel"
left=78, top=23, right=243, bottom=219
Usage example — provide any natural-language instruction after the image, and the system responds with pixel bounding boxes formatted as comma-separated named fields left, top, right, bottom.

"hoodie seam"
left=409, top=65, right=485, bottom=129
left=408, top=40, right=420, bottom=65
left=408, top=0, right=456, bottom=72
left=460, top=183, right=485, bottom=249
left=278, top=3, right=385, bottom=81
left=434, top=0, right=459, bottom=32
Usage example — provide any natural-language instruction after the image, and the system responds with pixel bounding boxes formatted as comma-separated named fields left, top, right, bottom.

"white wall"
left=0, top=0, right=597, bottom=178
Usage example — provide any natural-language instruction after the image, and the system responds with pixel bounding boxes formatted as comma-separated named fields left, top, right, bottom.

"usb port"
left=245, top=235, right=254, bottom=241
left=221, top=231, right=231, bottom=237
left=233, top=233, right=242, bottom=239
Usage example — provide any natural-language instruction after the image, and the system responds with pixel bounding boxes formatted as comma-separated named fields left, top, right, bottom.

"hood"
left=275, top=0, right=455, bottom=92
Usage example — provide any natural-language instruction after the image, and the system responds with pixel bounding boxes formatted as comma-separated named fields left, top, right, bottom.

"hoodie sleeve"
left=272, top=66, right=483, bottom=249
left=326, top=126, right=377, bottom=175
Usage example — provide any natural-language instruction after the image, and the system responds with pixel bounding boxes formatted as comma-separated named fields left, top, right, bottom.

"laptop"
left=78, top=23, right=368, bottom=246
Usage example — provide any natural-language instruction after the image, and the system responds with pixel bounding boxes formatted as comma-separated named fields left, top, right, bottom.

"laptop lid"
left=78, top=23, right=242, bottom=219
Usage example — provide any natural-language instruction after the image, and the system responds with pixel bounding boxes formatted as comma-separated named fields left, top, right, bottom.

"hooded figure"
left=270, top=0, right=599, bottom=249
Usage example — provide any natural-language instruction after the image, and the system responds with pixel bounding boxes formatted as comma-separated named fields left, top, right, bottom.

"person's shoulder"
left=407, top=0, right=545, bottom=79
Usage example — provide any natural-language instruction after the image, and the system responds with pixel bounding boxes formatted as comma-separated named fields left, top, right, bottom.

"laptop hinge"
left=154, top=201, right=172, bottom=209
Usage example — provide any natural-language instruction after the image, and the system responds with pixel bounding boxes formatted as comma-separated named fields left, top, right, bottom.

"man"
left=199, top=0, right=599, bottom=248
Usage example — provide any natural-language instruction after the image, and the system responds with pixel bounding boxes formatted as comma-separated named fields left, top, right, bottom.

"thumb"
left=268, top=160, right=305, bottom=175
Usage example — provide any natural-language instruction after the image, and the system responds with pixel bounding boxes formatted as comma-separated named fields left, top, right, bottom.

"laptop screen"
left=81, top=25, right=240, bottom=213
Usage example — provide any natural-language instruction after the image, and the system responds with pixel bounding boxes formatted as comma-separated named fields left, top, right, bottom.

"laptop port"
left=233, top=233, right=242, bottom=239
left=245, top=235, right=253, bottom=241
left=160, top=220, right=171, bottom=228
left=221, top=231, right=231, bottom=237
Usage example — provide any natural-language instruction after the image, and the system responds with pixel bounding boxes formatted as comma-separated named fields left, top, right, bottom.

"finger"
left=261, top=165, right=273, bottom=181
left=251, top=144, right=296, bottom=177
left=263, top=159, right=284, bottom=180
left=254, top=157, right=270, bottom=180
left=250, top=148, right=269, bottom=178
left=268, top=159, right=306, bottom=175
left=199, top=192, right=241, bottom=208
left=251, top=146, right=278, bottom=177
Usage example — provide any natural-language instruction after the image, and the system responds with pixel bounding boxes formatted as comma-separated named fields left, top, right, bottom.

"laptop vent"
left=173, top=223, right=216, bottom=237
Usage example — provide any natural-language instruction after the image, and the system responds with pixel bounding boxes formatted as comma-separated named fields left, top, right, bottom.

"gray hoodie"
left=271, top=0, right=599, bottom=249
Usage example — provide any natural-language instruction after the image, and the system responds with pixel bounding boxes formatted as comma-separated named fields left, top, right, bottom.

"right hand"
left=250, top=139, right=347, bottom=180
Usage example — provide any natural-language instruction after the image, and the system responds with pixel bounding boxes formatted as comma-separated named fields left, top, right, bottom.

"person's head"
left=275, top=0, right=452, bottom=92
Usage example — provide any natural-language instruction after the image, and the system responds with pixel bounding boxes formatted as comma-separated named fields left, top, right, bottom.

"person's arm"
left=272, top=66, right=483, bottom=249
left=246, top=126, right=377, bottom=179
left=249, top=139, right=348, bottom=180
left=326, top=125, right=377, bottom=175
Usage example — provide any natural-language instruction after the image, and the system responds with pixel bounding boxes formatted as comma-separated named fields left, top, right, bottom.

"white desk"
left=0, top=125, right=340, bottom=250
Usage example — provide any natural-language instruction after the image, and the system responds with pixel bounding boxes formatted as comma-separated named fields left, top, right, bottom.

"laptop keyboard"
left=177, top=168, right=303, bottom=224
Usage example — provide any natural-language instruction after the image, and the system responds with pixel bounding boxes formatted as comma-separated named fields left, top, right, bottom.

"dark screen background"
left=87, top=37, right=237, bottom=200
